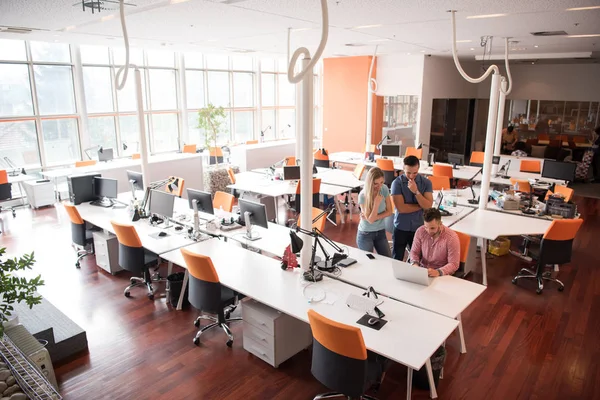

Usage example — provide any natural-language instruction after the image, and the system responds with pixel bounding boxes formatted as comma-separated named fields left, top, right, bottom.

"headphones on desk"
left=221, top=217, right=236, bottom=226
left=150, top=215, right=164, bottom=225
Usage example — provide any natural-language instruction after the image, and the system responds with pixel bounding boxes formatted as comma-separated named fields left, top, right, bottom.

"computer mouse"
left=158, top=231, right=167, bottom=237
left=367, top=317, right=378, bottom=326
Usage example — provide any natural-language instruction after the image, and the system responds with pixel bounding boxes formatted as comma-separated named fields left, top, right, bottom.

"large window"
left=0, top=64, right=33, bottom=117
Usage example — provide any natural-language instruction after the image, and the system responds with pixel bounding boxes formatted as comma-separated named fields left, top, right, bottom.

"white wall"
left=376, top=54, right=425, bottom=96
left=477, top=63, right=600, bottom=102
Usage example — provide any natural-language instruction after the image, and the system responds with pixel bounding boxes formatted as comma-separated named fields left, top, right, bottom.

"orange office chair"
left=180, top=248, right=242, bottom=347
left=213, top=191, right=235, bottom=212
left=509, top=178, right=531, bottom=193
left=307, top=309, right=387, bottom=399
left=131, top=153, right=141, bottom=160
left=0, top=170, right=15, bottom=219
left=405, top=147, right=423, bottom=159
left=469, top=151, right=485, bottom=167
left=376, top=159, right=395, bottom=188
left=537, top=134, right=549, bottom=141
left=428, top=175, right=451, bottom=191
left=432, top=164, right=453, bottom=179
left=209, top=147, right=224, bottom=164
left=183, top=144, right=197, bottom=154
left=165, top=177, right=185, bottom=197
left=284, top=156, right=297, bottom=166
left=455, top=231, right=471, bottom=278
left=520, top=160, right=541, bottom=173
left=64, top=203, right=95, bottom=268
left=314, top=148, right=330, bottom=168
left=353, top=164, right=366, bottom=180
left=544, top=185, right=574, bottom=202
left=245, top=140, right=258, bottom=145
left=298, top=207, right=327, bottom=232
left=512, top=219, right=583, bottom=294
left=227, top=167, right=236, bottom=185
left=294, top=178, right=321, bottom=214
left=75, top=160, right=97, bottom=168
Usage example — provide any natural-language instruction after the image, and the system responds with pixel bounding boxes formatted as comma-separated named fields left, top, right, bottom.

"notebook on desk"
left=392, top=263, right=432, bottom=286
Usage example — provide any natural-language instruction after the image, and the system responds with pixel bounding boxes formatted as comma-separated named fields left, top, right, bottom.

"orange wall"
left=323, top=56, right=377, bottom=154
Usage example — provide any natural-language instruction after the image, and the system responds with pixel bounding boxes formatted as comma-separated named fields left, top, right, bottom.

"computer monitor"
left=98, top=148, right=114, bottom=162
left=447, top=153, right=465, bottom=167
left=126, top=170, right=144, bottom=191
left=94, top=177, right=118, bottom=199
left=187, top=188, right=214, bottom=215
left=283, top=165, right=301, bottom=181
left=239, top=198, right=268, bottom=240
left=295, top=159, right=318, bottom=174
left=434, top=192, right=443, bottom=209
left=149, top=189, right=175, bottom=221
left=541, top=160, right=577, bottom=182
left=381, top=144, right=401, bottom=158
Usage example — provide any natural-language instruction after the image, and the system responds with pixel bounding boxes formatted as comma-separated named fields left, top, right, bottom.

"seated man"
left=409, top=208, right=460, bottom=277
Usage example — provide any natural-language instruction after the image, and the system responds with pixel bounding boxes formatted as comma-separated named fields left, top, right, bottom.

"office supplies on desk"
left=392, top=263, right=432, bottom=286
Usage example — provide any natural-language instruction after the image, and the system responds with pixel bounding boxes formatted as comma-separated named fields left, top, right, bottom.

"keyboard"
left=346, top=293, right=382, bottom=314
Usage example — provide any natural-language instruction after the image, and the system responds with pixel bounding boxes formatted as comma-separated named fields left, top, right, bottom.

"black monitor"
left=149, top=190, right=175, bottom=219
left=541, top=160, right=577, bottom=182
left=283, top=165, right=301, bottom=181
left=93, top=177, right=118, bottom=199
left=187, top=188, right=214, bottom=214
left=239, top=198, right=268, bottom=240
left=126, top=170, right=144, bottom=191
left=381, top=144, right=401, bottom=158
left=447, top=153, right=465, bottom=167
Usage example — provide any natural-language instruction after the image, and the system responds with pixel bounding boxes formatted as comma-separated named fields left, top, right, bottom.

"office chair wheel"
left=194, top=319, right=200, bottom=328
left=193, top=337, right=200, bottom=346
left=75, top=262, right=81, bottom=268
left=536, top=288, right=542, bottom=294
left=147, top=293, right=154, bottom=300
left=558, top=286, right=564, bottom=292
left=224, top=311, right=231, bottom=320
left=124, top=291, right=131, bottom=298
left=512, top=278, right=517, bottom=284
left=226, top=339, right=233, bottom=348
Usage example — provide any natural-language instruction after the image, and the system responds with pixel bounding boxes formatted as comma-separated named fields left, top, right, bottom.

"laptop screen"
left=434, top=192, right=443, bottom=209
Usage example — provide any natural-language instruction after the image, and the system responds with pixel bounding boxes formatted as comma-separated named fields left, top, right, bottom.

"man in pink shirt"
left=410, top=208, right=460, bottom=277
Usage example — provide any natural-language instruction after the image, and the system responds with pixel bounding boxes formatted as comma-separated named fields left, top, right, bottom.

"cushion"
left=530, top=145, right=546, bottom=158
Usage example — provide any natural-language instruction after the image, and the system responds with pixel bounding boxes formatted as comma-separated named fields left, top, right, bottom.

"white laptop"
left=392, top=262, right=432, bottom=286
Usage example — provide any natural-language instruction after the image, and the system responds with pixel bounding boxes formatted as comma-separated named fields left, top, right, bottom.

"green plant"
left=0, top=248, right=44, bottom=336
left=197, top=103, right=226, bottom=165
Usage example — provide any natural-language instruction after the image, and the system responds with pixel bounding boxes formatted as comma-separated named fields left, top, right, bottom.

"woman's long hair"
left=363, top=167, right=384, bottom=217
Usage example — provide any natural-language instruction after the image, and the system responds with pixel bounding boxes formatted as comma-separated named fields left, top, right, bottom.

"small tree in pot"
left=0, top=248, right=44, bottom=336
left=197, top=103, right=226, bottom=165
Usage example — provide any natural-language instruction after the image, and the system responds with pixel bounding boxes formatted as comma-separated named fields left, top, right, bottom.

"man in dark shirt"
left=390, top=155, right=434, bottom=260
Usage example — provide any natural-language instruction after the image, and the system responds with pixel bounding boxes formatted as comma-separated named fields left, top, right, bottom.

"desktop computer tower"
left=68, top=173, right=100, bottom=205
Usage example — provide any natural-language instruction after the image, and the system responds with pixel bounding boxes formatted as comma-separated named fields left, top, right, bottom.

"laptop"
left=392, top=262, right=432, bottom=286
left=434, top=192, right=452, bottom=217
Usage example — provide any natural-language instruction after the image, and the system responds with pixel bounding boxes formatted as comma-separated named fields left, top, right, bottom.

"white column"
left=295, top=73, right=302, bottom=159
left=299, top=57, right=314, bottom=272
left=492, top=78, right=507, bottom=175
left=478, top=73, right=501, bottom=210
left=135, top=68, right=150, bottom=187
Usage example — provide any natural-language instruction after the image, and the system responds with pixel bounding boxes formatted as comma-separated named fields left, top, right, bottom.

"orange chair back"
left=573, top=136, right=587, bottom=143
left=227, top=167, right=236, bottom=184
left=111, top=221, right=142, bottom=248
left=543, top=219, right=583, bottom=241
left=405, top=147, right=423, bottom=159
left=75, top=160, right=97, bottom=168
left=131, top=153, right=141, bottom=160
left=0, top=170, right=8, bottom=185
left=165, top=177, right=185, bottom=197
left=307, top=309, right=367, bottom=360
left=298, top=207, right=327, bottom=231
left=353, top=164, right=366, bottom=180
left=376, top=158, right=394, bottom=172
left=284, top=156, right=297, bottom=166
left=209, top=147, right=223, bottom=157
left=546, top=185, right=574, bottom=202
left=549, top=139, right=561, bottom=147
left=296, top=178, right=321, bottom=195
left=537, top=134, right=549, bottom=141
left=180, top=248, right=220, bottom=283
left=509, top=178, right=531, bottom=193
left=454, top=230, right=471, bottom=264
left=428, top=175, right=451, bottom=190
left=470, top=151, right=485, bottom=165
left=183, top=144, right=197, bottom=154
left=64, top=203, right=84, bottom=225
left=246, top=140, right=258, bottom=145
left=520, top=160, right=541, bottom=173
left=213, top=191, right=235, bottom=212
left=432, top=164, right=453, bottom=179
left=314, top=149, right=329, bottom=161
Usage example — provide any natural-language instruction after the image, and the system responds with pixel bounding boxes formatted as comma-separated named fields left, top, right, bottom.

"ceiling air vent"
left=531, top=31, right=568, bottom=37
left=0, top=26, right=35, bottom=34
left=345, top=43, right=367, bottom=47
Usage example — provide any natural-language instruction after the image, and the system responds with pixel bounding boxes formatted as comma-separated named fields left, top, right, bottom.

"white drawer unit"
left=242, top=298, right=312, bottom=368
left=21, top=180, right=54, bottom=209
left=92, top=230, right=122, bottom=275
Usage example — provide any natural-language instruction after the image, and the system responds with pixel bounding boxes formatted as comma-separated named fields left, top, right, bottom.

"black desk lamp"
left=376, top=135, right=391, bottom=150
left=466, top=167, right=482, bottom=205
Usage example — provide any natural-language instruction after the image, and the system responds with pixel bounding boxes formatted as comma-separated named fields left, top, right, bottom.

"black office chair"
left=64, top=204, right=95, bottom=268
left=0, top=170, right=15, bottom=220
left=180, top=248, right=242, bottom=347
left=111, top=221, right=163, bottom=299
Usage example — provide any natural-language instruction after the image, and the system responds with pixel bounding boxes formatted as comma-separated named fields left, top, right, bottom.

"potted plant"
left=0, top=248, right=44, bottom=336
left=197, top=103, right=226, bottom=166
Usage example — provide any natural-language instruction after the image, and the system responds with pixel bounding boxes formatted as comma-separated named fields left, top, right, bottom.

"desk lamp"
left=260, top=125, right=271, bottom=142
left=84, top=145, right=102, bottom=160
left=496, top=160, right=511, bottom=179
left=465, top=167, right=482, bottom=205
left=375, top=135, right=391, bottom=150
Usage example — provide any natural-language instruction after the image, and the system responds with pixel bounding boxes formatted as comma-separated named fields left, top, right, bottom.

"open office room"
left=0, top=1, right=599, bottom=399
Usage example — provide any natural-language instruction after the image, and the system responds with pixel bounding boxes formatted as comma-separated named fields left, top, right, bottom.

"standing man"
left=391, top=155, right=433, bottom=260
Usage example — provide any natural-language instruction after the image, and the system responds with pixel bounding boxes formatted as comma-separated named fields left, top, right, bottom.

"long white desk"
left=450, top=209, right=552, bottom=286
left=161, top=239, right=458, bottom=399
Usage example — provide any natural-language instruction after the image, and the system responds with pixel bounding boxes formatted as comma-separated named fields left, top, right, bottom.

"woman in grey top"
left=357, top=167, right=393, bottom=256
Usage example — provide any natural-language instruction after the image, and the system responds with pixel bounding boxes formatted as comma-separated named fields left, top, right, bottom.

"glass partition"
left=382, top=95, right=419, bottom=148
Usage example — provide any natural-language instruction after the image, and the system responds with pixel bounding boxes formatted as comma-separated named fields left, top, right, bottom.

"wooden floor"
left=1, top=196, right=599, bottom=400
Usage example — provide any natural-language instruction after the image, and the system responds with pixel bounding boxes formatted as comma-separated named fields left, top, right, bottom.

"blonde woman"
left=357, top=167, right=394, bottom=256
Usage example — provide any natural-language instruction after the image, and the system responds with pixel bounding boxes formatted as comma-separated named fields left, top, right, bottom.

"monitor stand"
left=91, top=196, right=114, bottom=208
left=244, top=212, right=261, bottom=241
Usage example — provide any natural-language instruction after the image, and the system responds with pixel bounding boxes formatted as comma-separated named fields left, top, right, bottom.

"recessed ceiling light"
left=567, top=6, right=600, bottom=11
left=534, top=45, right=539, bottom=48
left=456, top=40, right=472, bottom=43
left=466, top=13, right=508, bottom=19
left=531, top=62, right=535, bottom=64
left=470, top=47, right=475, bottom=51
left=64, top=25, right=76, bottom=31
left=352, top=24, right=383, bottom=29
left=567, top=34, right=600, bottom=38
left=420, top=50, right=426, bottom=53
left=101, top=15, right=115, bottom=22
left=406, top=52, right=411, bottom=55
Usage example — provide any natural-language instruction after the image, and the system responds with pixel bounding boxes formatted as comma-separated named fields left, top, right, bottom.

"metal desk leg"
left=481, top=238, right=488, bottom=286
left=347, top=190, right=353, bottom=221
left=426, top=359, right=438, bottom=399
left=457, top=313, right=467, bottom=354
left=167, top=261, right=173, bottom=276
left=335, top=198, right=344, bottom=224
left=176, top=269, right=189, bottom=311
left=406, top=367, right=413, bottom=400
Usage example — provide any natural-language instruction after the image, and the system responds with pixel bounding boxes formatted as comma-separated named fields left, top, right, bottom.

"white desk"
left=314, top=168, right=365, bottom=189
left=450, top=209, right=552, bottom=286
left=161, top=239, right=458, bottom=399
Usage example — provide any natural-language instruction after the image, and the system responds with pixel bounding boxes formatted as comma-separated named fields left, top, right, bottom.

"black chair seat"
left=144, top=252, right=159, bottom=266
left=220, top=286, right=237, bottom=305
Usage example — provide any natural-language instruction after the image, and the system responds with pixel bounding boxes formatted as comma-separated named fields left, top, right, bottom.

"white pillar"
left=135, top=68, right=150, bottom=187
left=299, top=57, right=314, bottom=272
left=295, top=81, right=302, bottom=159
left=492, top=78, right=507, bottom=175
left=479, top=73, right=501, bottom=210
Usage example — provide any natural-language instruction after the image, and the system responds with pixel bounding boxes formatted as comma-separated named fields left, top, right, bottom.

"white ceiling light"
left=352, top=24, right=383, bottom=29
left=170, top=0, right=190, bottom=3
left=470, top=47, right=475, bottom=50
left=566, top=6, right=600, bottom=11
left=466, top=13, right=508, bottom=19
left=101, top=14, right=115, bottom=22
left=534, top=45, right=539, bottom=48
left=456, top=40, right=472, bottom=43
left=475, top=52, right=591, bottom=60
left=567, top=34, right=600, bottom=38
